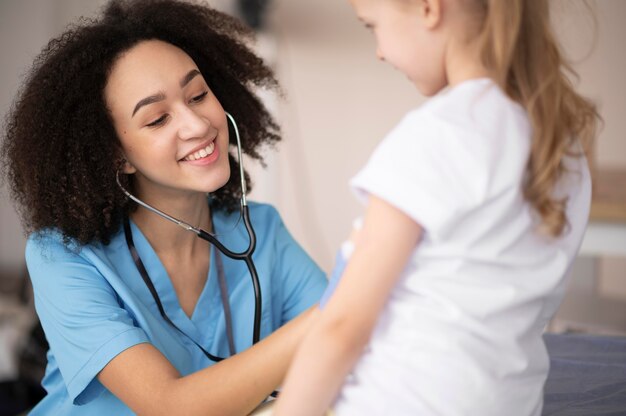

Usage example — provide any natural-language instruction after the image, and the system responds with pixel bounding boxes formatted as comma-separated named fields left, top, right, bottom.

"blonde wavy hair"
left=475, top=0, right=600, bottom=236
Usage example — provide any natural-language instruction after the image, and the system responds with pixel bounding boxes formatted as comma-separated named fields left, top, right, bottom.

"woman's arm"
left=274, top=196, right=422, bottom=415
left=98, top=306, right=316, bottom=416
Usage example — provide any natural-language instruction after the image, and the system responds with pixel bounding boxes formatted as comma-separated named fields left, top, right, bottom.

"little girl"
left=275, top=0, right=599, bottom=415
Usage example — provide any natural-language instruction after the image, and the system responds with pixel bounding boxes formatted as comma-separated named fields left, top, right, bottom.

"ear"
left=418, top=0, right=442, bottom=29
left=121, top=158, right=137, bottom=174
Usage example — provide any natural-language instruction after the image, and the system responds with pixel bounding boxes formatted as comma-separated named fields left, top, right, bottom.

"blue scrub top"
left=25, top=202, right=327, bottom=415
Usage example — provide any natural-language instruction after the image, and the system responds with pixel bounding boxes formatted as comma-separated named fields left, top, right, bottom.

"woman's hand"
left=98, top=306, right=317, bottom=416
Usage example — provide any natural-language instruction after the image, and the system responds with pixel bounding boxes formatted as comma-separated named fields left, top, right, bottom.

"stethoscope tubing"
left=196, top=204, right=261, bottom=344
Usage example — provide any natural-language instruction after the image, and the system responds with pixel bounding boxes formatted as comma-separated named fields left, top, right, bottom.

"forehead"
left=349, top=0, right=379, bottom=15
left=104, top=40, right=200, bottom=111
left=350, top=0, right=411, bottom=21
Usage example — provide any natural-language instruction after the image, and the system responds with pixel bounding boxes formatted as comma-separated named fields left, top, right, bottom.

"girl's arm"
left=98, top=306, right=316, bottom=416
left=275, top=196, right=422, bottom=415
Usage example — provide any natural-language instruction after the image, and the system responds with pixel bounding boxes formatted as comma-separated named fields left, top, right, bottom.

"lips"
left=181, top=142, right=215, bottom=161
left=179, top=137, right=217, bottom=162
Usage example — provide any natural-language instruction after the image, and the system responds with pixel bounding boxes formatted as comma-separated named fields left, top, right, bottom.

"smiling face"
left=105, top=39, right=231, bottom=201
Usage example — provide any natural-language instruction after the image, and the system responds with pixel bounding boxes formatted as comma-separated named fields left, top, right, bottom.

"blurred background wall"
left=1, top=0, right=625, bottom=320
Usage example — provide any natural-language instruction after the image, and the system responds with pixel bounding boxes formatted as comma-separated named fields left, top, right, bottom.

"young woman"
left=1, top=1, right=326, bottom=414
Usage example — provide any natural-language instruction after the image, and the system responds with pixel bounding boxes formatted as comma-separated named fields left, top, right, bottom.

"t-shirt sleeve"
left=350, top=110, right=490, bottom=240
left=26, top=233, right=149, bottom=405
left=268, top=207, right=327, bottom=323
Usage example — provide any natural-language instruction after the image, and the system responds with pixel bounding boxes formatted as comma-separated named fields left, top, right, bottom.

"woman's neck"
left=130, top=189, right=211, bottom=260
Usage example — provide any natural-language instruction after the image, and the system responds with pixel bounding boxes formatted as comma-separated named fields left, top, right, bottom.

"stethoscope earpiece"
left=224, top=112, right=247, bottom=206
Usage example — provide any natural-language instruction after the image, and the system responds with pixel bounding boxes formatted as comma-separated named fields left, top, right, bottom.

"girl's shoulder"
left=392, top=78, right=531, bottom=159
left=416, top=78, right=528, bottom=132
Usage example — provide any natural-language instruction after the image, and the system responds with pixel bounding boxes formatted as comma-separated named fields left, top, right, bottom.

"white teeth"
left=184, top=142, right=215, bottom=161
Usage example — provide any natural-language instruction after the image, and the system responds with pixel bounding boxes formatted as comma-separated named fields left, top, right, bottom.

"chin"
left=206, top=166, right=232, bottom=193
left=414, top=82, right=442, bottom=97
left=412, top=74, right=447, bottom=97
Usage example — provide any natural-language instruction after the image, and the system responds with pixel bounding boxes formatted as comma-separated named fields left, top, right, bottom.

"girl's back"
left=336, top=77, right=591, bottom=416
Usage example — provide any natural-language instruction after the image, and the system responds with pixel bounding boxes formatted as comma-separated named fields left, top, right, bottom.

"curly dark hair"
left=1, top=0, right=281, bottom=246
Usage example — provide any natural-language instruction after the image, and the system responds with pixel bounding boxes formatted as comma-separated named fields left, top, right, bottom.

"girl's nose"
left=376, top=47, right=385, bottom=62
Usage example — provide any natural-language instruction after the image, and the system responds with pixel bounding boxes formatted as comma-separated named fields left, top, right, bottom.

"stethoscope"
left=116, top=112, right=261, bottom=362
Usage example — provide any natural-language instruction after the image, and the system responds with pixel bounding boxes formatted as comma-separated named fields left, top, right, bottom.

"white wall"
left=552, top=0, right=626, bottom=169
left=1, top=0, right=625, bottom=275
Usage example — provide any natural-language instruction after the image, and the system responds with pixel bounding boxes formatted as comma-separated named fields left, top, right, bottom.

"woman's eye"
left=190, top=91, right=208, bottom=103
left=146, top=114, right=168, bottom=127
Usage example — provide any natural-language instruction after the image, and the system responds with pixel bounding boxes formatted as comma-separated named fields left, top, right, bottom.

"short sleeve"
left=269, top=207, right=327, bottom=323
left=350, top=111, right=489, bottom=239
left=26, top=233, right=149, bottom=405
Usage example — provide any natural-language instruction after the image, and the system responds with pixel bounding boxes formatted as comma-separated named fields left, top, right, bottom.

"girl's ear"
left=419, top=0, right=442, bottom=29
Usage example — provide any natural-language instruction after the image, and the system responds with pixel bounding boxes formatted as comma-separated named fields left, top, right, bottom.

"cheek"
left=111, top=115, right=141, bottom=158
left=121, top=132, right=174, bottom=171
left=119, top=134, right=143, bottom=160
left=379, top=35, right=417, bottom=75
left=116, top=133, right=135, bottom=159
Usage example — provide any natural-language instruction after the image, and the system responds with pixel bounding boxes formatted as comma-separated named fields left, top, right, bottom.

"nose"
left=176, top=105, right=210, bottom=141
left=376, top=47, right=385, bottom=62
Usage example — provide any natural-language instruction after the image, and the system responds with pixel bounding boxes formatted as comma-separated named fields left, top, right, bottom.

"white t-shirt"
left=333, top=78, right=591, bottom=415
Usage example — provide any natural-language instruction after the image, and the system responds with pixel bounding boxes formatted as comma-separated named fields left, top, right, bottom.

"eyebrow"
left=131, top=69, right=202, bottom=117
left=180, top=69, right=201, bottom=88
left=131, top=92, right=165, bottom=117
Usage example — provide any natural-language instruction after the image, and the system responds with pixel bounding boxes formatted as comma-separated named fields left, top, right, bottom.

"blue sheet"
left=543, top=333, right=626, bottom=415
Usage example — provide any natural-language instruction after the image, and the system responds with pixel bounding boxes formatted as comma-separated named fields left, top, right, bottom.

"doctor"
left=1, top=0, right=326, bottom=415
